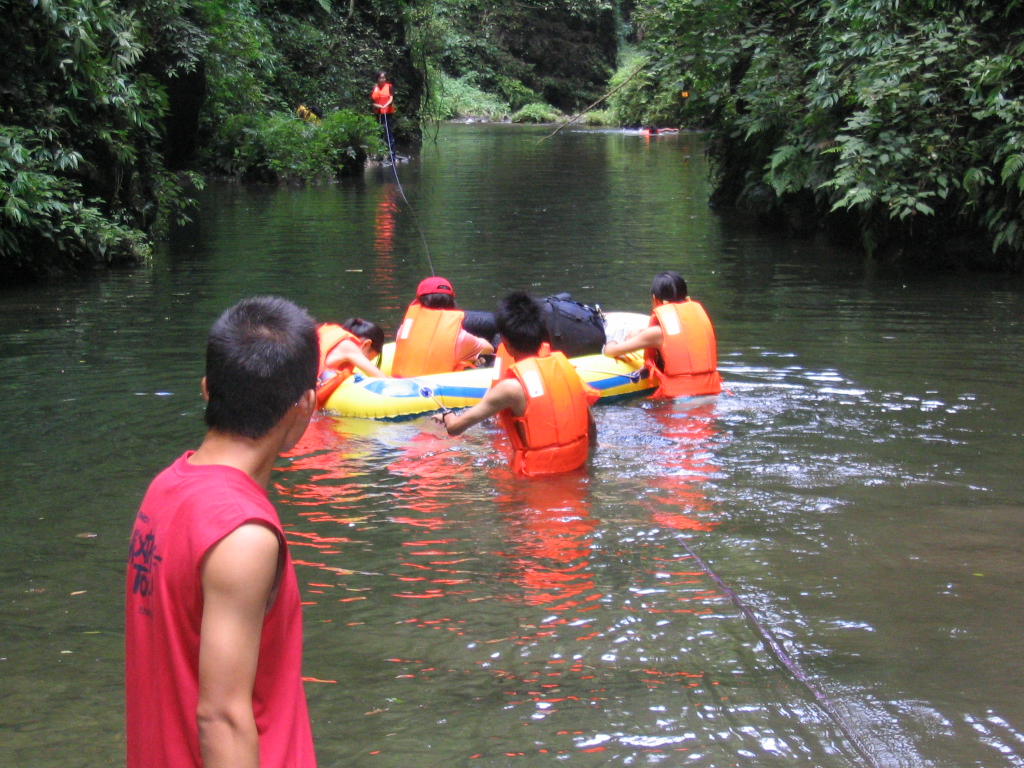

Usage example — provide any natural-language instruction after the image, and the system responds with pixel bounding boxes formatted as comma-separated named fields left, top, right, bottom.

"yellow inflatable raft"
left=323, top=312, right=653, bottom=420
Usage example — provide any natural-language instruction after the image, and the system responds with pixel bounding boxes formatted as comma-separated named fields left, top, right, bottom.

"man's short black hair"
left=495, top=291, right=548, bottom=356
left=342, top=317, right=385, bottom=357
left=651, top=271, right=688, bottom=303
left=419, top=292, right=457, bottom=310
left=204, top=296, right=318, bottom=439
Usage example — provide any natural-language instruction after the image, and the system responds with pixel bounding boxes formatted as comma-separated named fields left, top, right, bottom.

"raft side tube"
left=323, top=313, right=654, bottom=420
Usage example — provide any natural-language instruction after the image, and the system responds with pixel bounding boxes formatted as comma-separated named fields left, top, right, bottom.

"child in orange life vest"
left=436, top=292, right=598, bottom=476
left=602, top=271, right=722, bottom=398
left=371, top=70, right=395, bottom=123
left=391, top=276, right=495, bottom=377
left=315, top=318, right=386, bottom=409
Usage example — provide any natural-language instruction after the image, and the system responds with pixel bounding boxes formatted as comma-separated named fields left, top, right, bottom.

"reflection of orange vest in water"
left=645, top=301, right=722, bottom=398
left=498, top=349, right=595, bottom=476
left=392, top=305, right=467, bottom=377
left=316, top=324, right=361, bottom=408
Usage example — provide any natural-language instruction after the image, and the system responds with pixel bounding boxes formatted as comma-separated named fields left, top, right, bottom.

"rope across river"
left=676, top=536, right=882, bottom=768
left=380, top=113, right=435, bottom=277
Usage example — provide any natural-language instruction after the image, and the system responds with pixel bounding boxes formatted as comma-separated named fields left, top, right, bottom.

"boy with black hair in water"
left=437, top=291, right=597, bottom=476
left=314, top=317, right=387, bottom=408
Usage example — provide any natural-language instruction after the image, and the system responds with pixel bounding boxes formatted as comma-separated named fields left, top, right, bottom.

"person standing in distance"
left=370, top=69, right=394, bottom=127
left=603, top=271, right=722, bottom=398
left=125, top=296, right=319, bottom=768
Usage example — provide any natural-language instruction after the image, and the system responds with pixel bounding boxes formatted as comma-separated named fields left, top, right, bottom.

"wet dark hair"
left=204, top=296, right=318, bottom=440
left=651, top=271, right=688, bottom=303
left=419, top=292, right=457, bottom=310
left=495, top=291, right=548, bottom=355
left=341, top=317, right=385, bottom=357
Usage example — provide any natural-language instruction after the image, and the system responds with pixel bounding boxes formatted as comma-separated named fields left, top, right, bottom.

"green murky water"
left=2, top=124, right=1023, bottom=767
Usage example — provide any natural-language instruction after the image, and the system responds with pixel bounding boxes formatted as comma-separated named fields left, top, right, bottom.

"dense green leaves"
left=632, top=0, right=1024, bottom=267
left=216, top=110, right=382, bottom=180
left=414, top=0, right=618, bottom=115
left=0, top=0, right=179, bottom=277
left=1, top=126, right=149, bottom=273
left=1, top=0, right=418, bottom=278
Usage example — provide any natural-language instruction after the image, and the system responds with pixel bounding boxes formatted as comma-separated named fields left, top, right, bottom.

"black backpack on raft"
left=540, top=293, right=606, bottom=358
left=460, top=294, right=606, bottom=359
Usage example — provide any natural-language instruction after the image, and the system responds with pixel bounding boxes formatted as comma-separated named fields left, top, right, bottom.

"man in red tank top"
left=125, top=296, right=319, bottom=768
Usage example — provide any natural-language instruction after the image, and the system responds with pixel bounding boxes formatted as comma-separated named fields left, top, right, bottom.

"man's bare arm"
left=438, top=378, right=525, bottom=436
left=603, top=325, right=662, bottom=358
left=327, top=340, right=386, bottom=379
left=197, top=523, right=281, bottom=768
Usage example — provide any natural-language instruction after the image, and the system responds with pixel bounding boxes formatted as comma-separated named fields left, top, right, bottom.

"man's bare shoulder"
left=487, top=377, right=526, bottom=410
left=202, top=523, right=280, bottom=591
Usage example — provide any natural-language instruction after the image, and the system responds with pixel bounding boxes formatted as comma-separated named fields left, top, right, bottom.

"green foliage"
left=606, top=53, right=652, bottom=126
left=195, top=0, right=282, bottom=127
left=1, top=126, right=150, bottom=276
left=492, top=76, right=543, bottom=112
left=511, top=103, right=561, bottom=123
left=578, top=108, right=617, bottom=126
left=632, top=0, right=1024, bottom=267
left=606, top=51, right=685, bottom=127
left=223, top=110, right=382, bottom=181
left=0, top=0, right=197, bottom=278
left=430, top=73, right=510, bottom=120
left=416, top=0, right=618, bottom=114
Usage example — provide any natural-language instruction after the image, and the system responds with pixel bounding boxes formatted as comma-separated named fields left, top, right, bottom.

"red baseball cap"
left=416, top=276, right=455, bottom=298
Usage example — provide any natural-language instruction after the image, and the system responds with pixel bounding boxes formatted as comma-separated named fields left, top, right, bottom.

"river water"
left=1, top=124, right=1023, bottom=768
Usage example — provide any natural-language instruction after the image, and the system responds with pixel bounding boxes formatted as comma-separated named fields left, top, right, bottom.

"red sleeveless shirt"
left=125, top=453, right=316, bottom=768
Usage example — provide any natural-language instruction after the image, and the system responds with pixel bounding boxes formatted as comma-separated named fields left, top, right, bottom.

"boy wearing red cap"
left=391, top=277, right=494, bottom=377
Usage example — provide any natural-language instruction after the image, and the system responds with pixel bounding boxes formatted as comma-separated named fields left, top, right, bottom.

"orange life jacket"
left=391, top=304, right=468, bottom=377
left=316, top=324, right=361, bottom=408
left=645, top=301, right=722, bottom=398
left=490, top=341, right=549, bottom=388
left=498, top=349, right=596, bottom=476
left=371, top=83, right=394, bottom=114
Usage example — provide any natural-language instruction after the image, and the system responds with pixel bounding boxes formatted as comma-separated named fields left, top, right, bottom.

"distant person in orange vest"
left=315, top=318, right=387, bottom=409
left=437, top=291, right=598, bottom=476
left=391, top=277, right=494, bottom=377
left=370, top=70, right=394, bottom=126
left=603, top=271, right=722, bottom=397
